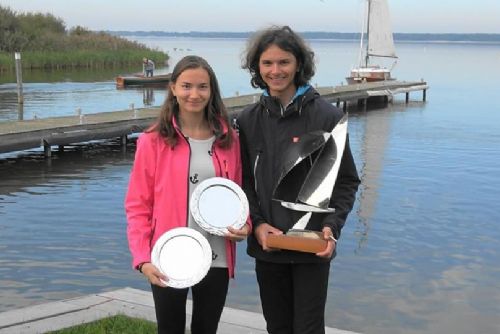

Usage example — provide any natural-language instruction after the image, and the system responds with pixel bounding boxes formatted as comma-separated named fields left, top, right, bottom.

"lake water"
left=1, top=37, right=500, bottom=334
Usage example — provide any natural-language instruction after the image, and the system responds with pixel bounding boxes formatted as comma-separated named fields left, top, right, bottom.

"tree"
left=18, top=12, right=66, bottom=35
left=69, top=25, right=91, bottom=36
left=0, top=6, right=21, bottom=51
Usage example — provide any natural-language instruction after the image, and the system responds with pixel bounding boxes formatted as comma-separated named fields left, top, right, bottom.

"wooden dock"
left=0, top=80, right=428, bottom=156
left=0, top=287, right=362, bottom=334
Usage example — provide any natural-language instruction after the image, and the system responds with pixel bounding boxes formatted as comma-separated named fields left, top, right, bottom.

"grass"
left=0, top=49, right=168, bottom=71
left=47, top=314, right=157, bottom=334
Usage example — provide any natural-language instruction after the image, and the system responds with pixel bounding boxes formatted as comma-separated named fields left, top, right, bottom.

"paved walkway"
left=0, top=287, right=361, bottom=334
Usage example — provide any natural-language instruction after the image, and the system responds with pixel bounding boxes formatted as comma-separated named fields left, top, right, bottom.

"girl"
left=126, top=55, right=251, bottom=334
left=238, top=26, right=360, bottom=334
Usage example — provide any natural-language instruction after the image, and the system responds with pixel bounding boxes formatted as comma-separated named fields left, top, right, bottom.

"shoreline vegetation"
left=1, top=6, right=498, bottom=73
left=110, top=30, right=500, bottom=43
left=0, top=5, right=168, bottom=72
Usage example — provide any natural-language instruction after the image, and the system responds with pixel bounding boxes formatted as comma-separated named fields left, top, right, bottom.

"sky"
left=1, top=0, right=499, bottom=34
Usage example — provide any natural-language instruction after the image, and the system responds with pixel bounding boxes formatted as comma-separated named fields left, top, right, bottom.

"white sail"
left=367, top=0, right=397, bottom=59
left=347, top=0, right=397, bottom=84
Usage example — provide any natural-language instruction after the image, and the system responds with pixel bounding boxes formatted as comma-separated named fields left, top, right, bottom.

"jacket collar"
left=260, top=85, right=317, bottom=118
left=172, top=114, right=229, bottom=138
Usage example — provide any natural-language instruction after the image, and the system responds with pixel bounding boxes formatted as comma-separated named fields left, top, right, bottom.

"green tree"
left=69, top=25, right=91, bottom=36
left=0, top=4, right=168, bottom=70
left=0, top=6, right=22, bottom=51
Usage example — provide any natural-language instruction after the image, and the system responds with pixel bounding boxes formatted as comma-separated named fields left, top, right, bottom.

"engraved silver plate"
left=190, top=177, right=249, bottom=236
left=151, top=227, right=212, bottom=289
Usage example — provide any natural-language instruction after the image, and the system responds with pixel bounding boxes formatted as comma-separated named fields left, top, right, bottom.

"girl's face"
left=258, top=44, right=298, bottom=103
left=170, top=67, right=211, bottom=115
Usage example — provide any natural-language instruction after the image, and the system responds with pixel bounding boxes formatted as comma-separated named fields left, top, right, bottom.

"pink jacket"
left=125, top=119, right=249, bottom=278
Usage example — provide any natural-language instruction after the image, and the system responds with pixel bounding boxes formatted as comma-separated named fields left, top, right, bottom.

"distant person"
left=126, top=55, right=251, bottom=334
left=143, top=57, right=155, bottom=77
left=237, top=25, right=360, bottom=334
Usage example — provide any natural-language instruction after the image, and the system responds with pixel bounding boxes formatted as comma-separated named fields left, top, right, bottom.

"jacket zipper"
left=212, top=144, right=225, bottom=178
left=182, top=135, right=192, bottom=227
left=223, top=160, right=229, bottom=179
left=253, top=152, right=261, bottom=194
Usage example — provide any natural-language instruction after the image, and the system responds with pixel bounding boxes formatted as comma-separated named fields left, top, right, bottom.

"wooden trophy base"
left=267, top=229, right=327, bottom=253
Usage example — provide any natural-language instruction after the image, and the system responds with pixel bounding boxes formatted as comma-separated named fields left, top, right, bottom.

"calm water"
left=1, top=37, right=500, bottom=334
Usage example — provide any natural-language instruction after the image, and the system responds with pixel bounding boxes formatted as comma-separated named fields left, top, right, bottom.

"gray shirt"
left=187, top=136, right=227, bottom=268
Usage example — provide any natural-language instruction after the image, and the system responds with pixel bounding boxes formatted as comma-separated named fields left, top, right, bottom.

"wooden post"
left=405, top=92, right=409, bottom=103
left=130, top=103, right=136, bottom=119
left=15, top=52, right=24, bottom=105
left=17, top=103, right=24, bottom=121
left=423, top=89, right=427, bottom=102
left=42, top=140, right=52, bottom=157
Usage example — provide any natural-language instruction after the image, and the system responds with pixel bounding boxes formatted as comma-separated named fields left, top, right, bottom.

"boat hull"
left=346, top=67, right=394, bottom=85
left=115, top=74, right=171, bottom=88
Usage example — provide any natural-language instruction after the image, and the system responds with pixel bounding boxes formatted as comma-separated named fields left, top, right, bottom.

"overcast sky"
left=1, top=0, right=499, bottom=33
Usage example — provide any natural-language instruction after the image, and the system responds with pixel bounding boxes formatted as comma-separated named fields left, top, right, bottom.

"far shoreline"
left=122, top=34, right=500, bottom=46
left=109, top=31, right=500, bottom=44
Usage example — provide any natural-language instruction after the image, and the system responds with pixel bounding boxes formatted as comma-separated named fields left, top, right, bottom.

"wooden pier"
left=0, top=80, right=428, bottom=156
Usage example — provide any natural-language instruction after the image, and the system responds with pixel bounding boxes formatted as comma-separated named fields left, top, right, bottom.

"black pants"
left=255, top=260, right=330, bottom=334
left=151, top=267, right=229, bottom=334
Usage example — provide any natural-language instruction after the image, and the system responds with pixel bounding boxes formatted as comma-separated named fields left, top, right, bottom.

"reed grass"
left=0, top=50, right=167, bottom=71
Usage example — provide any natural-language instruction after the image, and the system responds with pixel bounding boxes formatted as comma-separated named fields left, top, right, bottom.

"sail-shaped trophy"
left=267, top=114, right=349, bottom=253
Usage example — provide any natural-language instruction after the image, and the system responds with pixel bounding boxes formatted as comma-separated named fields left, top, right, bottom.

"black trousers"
left=151, top=267, right=229, bottom=334
left=255, top=260, right=330, bottom=334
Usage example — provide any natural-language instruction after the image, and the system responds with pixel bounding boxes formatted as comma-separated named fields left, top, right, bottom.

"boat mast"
left=357, top=0, right=367, bottom=68
left=365, top=0, right=371, bottom=67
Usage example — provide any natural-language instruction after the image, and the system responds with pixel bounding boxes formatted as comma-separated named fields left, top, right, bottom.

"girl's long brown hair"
left=149, top=55, right=232, bottom=148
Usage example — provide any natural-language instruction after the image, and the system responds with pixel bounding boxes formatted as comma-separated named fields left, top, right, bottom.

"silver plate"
left=151, top=227, right=212, bottom=289
left=190, top=177, right=249, bottom=236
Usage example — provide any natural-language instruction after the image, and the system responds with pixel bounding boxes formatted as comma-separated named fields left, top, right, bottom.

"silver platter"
left=190, top=177, right=249, bottom=236
left=151, top=227, right=212, bottom=289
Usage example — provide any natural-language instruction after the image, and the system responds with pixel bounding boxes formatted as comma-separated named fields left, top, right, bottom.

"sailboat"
left=346, top=0, right=398, bottom=84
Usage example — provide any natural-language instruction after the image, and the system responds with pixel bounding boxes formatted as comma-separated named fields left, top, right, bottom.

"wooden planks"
left=0, top=81, right=428, bottom=155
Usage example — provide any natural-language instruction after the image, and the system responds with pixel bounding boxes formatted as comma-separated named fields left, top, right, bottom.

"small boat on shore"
left=115, top=73, right=171, bottom=88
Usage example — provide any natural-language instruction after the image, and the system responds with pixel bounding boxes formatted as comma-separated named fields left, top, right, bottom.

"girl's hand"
left=254, top=223, right=283, bottom=251
left=226, top=224, right=250, bottom=242
left=141, top=262, right=168, bottom=287
left=316, top=227, right=336, bottom=258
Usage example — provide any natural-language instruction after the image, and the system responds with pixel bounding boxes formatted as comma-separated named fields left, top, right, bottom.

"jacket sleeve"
left=238, top=122, right=266, bottom=229
left=125, top=134, right=157, bottom=269
left=322, top=135, right=360, bottom=239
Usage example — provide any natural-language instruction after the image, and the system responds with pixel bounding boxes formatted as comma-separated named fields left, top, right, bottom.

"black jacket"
left=237, top=87, right=360, bottom=263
